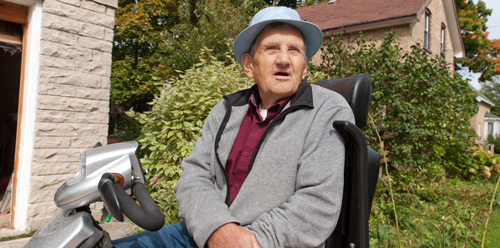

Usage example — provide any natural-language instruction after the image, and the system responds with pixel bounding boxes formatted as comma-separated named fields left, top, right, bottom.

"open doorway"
left=0, top=20, right=23, bottom=227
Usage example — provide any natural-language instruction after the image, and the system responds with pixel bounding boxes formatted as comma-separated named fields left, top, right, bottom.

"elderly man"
left=113, top=6, right=354, bottom=248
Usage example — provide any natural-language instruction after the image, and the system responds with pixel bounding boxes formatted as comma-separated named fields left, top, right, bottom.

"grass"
left=476, top=206, right=500, bottom=248
left=369, top=175, right=500, bottom=248
left=0, top=230, right=36, bottom=242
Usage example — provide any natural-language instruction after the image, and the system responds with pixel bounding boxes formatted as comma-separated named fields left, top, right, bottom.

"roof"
left=469, top=83, right=495, bottom=107
left=485, top=112, right=500, bottom=119
left=296, top=0, right=465, bottom=58
left=296, top=0, right=428, bottom=32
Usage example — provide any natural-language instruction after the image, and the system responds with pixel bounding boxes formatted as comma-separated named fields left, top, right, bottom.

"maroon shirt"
left=225, top=91, right=290, bottom=203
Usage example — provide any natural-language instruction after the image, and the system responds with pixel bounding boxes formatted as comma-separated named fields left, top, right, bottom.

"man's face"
left=242, top=24, right=308, bottom=109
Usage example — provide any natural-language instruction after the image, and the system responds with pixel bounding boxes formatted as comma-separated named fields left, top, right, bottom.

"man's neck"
left=259, top=94, right=288, bottom=110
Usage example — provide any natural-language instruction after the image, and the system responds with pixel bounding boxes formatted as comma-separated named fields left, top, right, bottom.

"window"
left=488, top=122, right=494, bottom=136
left=424, top=9, right=431, bottom=51
left=440, top=23, right=446, bottom=54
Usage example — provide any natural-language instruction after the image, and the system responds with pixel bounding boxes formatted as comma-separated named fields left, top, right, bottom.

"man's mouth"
left=274, top=72, right=290, bottom=77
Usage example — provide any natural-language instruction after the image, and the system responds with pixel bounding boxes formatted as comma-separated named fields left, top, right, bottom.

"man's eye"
left=266, top=46, right=276, bottom=50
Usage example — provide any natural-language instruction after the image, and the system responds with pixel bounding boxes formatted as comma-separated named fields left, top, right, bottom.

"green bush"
left=470, top=140, right=500, bottom=180
left=315, top=33, right=477, bottom=179
left=312, top=32, right=490, bottom=247
left=128, top=49, right=253, bottom=223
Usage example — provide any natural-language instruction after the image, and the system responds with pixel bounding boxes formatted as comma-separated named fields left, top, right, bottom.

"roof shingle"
left=297, top=0, right=429, bottom=32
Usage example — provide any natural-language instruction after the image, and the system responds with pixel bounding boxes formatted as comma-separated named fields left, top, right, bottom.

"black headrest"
left=315, top=74, right=372, bottom=129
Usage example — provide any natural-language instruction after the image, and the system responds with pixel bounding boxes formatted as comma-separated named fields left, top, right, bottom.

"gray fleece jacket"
left=174, top=79, right=355, bottom=248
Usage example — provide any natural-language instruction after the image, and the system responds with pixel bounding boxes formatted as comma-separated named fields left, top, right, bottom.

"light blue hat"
left=233, top=6, right=323, bottom=64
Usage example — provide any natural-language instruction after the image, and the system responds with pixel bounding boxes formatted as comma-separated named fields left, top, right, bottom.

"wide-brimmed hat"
left=233, top=6, right=323, bottom=64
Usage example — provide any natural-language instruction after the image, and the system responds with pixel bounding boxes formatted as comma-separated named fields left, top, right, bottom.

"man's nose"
left=275, top=50, right=291, bottom=66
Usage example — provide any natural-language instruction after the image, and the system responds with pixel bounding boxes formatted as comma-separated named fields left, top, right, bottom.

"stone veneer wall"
left=26, top=0, right=117, bottom=229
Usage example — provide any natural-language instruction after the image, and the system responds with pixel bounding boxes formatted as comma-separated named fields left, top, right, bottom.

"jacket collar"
left=224, top=78, right=314, bottom=109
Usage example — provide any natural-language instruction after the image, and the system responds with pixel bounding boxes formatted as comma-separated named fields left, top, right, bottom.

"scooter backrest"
left=315, top=74, right=372, bottom=129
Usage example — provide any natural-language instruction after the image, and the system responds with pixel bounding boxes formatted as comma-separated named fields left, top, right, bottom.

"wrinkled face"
left=242, top=24, right=308, bottom=109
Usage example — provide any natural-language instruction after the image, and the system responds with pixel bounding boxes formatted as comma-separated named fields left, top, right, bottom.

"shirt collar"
left=248, top=88, right=291, bottom=123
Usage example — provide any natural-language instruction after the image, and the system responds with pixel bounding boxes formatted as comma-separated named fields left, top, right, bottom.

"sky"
left=460, top=0, right=500, bottom=88
left=482, top=0, right=500, bottom=40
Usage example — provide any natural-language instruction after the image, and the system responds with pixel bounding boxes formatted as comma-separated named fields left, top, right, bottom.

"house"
left=469, top=85, right=500, bottom=141
left=0, top=0, right=116, bottom=232
left=297, top=0, right=465, bottom=69
left=296, top=0, right=464, bottom=69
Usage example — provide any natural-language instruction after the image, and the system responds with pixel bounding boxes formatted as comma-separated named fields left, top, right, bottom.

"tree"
left=112, top=0, right=182, bottom=112
left=480, top=76, right=500, bottom=116
left=111, top=0, right=264, bottom=112
left=492, top=38, right=500, bottom=73
left=166, top=0, right=266, bottom=73
left=455, top=0, right=499, bottom=82
left=110, top=0, right=183, bottom=139
left=110, top=0, right=265, bottom=139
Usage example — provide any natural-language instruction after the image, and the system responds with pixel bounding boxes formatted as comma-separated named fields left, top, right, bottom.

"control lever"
left=98, top=173, right=124, bottom=221
left=97, top=173, right=165, bottom=231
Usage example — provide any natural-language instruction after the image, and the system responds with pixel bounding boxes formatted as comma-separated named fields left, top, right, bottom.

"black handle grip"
left=113, top=182, right=165, bottom=231
left=98, top=173, right=124, bottom=221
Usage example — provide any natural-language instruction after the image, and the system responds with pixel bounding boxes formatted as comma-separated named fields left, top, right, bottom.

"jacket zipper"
left=215, top=98, right=233, bottom=205
left=246, top=104, right=311, bottom=176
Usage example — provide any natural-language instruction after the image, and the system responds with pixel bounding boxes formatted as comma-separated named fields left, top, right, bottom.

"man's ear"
left=301, top=59, right=308, bottom=80
left=242, top=53, right=254, bottom=79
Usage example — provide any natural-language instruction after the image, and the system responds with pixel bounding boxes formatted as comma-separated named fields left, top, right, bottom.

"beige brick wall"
left=311, top=24, right=410, bottom=65
left=26, top=0, right=116, bottom=229
left=408, top=0, right=455, bottom=68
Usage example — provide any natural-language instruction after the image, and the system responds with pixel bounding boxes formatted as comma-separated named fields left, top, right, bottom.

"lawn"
left=474, top=205, right=500, bottom=247
left=369, top=175, right=500, bottom=247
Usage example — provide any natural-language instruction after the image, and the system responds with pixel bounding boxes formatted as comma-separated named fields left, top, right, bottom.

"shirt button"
left=235, top=184, right=240, bottom=189
left=244, top=152, right=250, bottom=157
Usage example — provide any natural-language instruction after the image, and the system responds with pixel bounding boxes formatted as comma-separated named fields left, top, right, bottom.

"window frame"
left=488, top=122, right=494, bottom=136
left=424, top=8, right=431, bottom=52
left=440, top=23, right=446, bottom=56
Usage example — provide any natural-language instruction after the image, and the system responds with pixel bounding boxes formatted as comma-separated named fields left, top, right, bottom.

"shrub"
left=315, top=32, right=477, bottom=180
left=470, top=139, right=500, bottom=180
left=313, top=33, right=486, bottom=247
left=128, top=49, right=253, bottom=223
